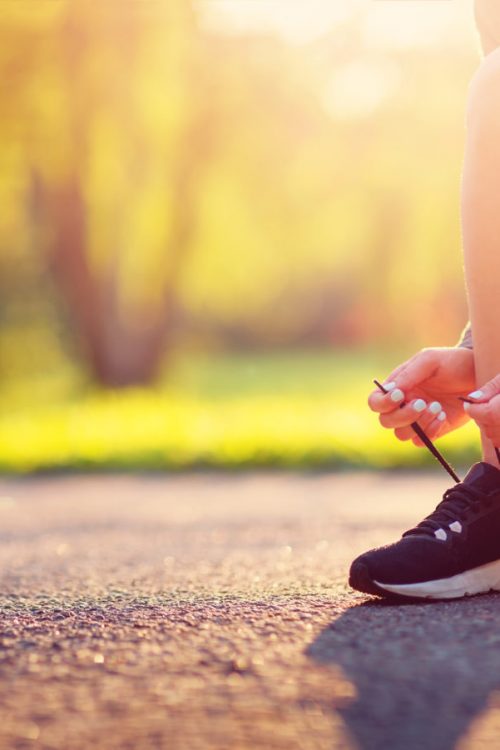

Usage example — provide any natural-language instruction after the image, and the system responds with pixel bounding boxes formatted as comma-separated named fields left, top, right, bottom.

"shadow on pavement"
left=306, top=594, right=500, bottom=750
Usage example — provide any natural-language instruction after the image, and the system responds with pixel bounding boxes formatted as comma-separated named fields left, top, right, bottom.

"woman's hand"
left=462, top=375, right=500, bottom=445
left=368, top=347, right=476, bottom=446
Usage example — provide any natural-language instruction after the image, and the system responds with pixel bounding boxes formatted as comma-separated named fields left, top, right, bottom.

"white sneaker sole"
left=374, top=558, right=500, bottom=600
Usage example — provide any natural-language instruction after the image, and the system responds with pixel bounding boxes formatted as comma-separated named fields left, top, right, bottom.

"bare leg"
left=462, top=48, right=500, bottom=466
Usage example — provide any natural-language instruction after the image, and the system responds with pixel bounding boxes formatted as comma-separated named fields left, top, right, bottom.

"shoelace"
left=402, top=483, right=492, bottom=539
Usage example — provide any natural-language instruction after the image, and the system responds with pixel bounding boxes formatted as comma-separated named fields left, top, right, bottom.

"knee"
left=467, top=48, right=500, bottom=131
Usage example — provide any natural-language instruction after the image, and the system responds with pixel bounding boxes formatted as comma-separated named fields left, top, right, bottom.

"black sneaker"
left=349, top=462, right=500, bottom=600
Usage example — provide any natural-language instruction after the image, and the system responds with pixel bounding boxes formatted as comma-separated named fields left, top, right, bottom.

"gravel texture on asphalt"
left=1, top=471, right=500, bottom=750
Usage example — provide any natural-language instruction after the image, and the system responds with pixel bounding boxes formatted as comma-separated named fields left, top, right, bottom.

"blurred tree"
left=7, top=1, right=215, bottom=387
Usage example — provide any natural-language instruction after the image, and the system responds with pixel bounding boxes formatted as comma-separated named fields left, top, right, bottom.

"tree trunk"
left=27, top=5, right=211, bottom=387
left=30, top=132, right=202, bottom=388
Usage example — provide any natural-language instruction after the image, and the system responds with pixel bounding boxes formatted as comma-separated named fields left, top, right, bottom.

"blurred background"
left=0, top=0, right=484, bottom=472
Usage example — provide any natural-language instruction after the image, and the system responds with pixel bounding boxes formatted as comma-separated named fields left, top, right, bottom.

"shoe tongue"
left=462, top=462, right=500, bottom=493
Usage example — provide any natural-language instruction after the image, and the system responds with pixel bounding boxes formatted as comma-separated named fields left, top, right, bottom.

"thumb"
left=467, top=374, right=500, bottom=403
left=391, top=351, right=438, bottom=393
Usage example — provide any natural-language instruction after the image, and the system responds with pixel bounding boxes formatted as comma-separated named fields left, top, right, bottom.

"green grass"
left=0, top=349, right=481, bottom=473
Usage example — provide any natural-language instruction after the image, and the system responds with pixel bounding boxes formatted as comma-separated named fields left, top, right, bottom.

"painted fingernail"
left=438, top=411, right=447, bottom=422
left=463, top=402, right=470, bottom=412
left=412, top=399, right=427, bottom=412
left=429, top=401, right=442, bottom=415
left=390, top=389, right=404, bottom=403
left=468, top=390, right=484, bottom=400
left=384, top=381, right=396, bottom=391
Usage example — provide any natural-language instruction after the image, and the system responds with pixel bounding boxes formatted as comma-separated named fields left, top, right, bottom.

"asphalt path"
left=1, top=471, right=500, bottom=750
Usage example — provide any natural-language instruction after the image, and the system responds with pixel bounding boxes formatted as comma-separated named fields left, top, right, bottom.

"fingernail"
left=468, top=390, right=484, bottom=400
left=390, top=389, right=404, bottom=403
left=412, top=399, right=427, bottom=412
left=463, top=402, right=470, bottom=412
left=429, top=401, right=442, bottom=415
left=438, top=411, right=447, bottom=422
left=384, top=381, right=396, bottom=391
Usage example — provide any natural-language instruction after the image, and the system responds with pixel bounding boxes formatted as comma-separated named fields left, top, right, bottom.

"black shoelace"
left=402, top=483, right=492, bottom=539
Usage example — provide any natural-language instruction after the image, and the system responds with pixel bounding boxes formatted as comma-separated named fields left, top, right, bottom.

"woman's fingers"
left=465, top=374, right=500, bottom=404
left=378, top=398, right=440, bottom=429
left=465, top=394, right=500, bottom=443
left=368, top=384, right=406, bottom=414
left=378, top=400, right=422, bottom=429
left=464, top=376, right=500, bottom=443
left=394, top=425, right=414, bottom=442
left=369, top=350, right=440, bottom=416
left=392, top=403, right=445, bottom=442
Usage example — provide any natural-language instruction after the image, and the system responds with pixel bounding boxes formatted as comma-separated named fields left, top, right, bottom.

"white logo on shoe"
left=434, top=521, right=462, bottom=541
left=434, top=528, right=447, bottom=541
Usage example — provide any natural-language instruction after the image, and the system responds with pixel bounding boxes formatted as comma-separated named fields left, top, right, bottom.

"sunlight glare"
left=323, top=59, right=401, bottom=120
left=199, top=0, right=474, bottom=49
left=362, top=0, right=474, bottom=50
left=198, top=0, right=358, bottom=44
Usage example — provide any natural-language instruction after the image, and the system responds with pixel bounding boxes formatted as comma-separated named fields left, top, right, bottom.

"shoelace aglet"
left=374, top=379, right=461, bottom=483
